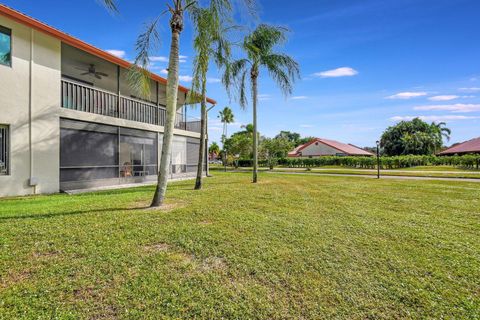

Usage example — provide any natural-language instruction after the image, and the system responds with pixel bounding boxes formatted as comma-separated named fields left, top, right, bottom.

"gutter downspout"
left=28, top=29, right=36, bottom=194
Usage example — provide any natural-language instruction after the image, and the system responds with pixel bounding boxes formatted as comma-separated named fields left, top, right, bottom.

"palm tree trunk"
left=252, top=71, right=258, bottom=183
left=194, top=81, right=207, bottom=190
left=151, top=26, right=182, bottom=207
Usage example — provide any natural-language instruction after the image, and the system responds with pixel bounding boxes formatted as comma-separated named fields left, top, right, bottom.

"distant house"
left=438, top=137, right=480, bottom=155
left=288, top=138, right=374, bottom=157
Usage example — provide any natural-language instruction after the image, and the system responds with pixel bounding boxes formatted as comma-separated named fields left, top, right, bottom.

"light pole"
left=376, top=140, right=380, bottom=179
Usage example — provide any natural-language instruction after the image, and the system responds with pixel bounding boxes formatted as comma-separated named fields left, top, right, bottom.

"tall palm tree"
left=218, top=106, right=234, bottom=171
left=190, top=5, right=231, bottom=190
left=224, top=24, right=300, bottom=182
left=101, top=0, right=253, bottom=207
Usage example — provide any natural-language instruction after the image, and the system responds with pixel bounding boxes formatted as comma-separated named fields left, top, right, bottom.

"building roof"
left=288, top=138, right=374, bottom=157
left=0, top=4, right=217, bottom=105
left=438, top=137, right=480, bottom=155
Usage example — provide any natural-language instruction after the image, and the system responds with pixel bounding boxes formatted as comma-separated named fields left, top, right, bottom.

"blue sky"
left=5, top=0, right=480, bottom=147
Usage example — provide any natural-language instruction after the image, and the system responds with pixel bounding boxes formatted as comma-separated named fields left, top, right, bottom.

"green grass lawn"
left=212, top=165, right=480, bottom=179
left=1, top=172, right=479, bottom=319
left=271, top=168, right=480, bottom=179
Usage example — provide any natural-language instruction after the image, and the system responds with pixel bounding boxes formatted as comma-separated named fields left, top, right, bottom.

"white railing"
left=62, top=79, right=200, bottom=132
left=61, top=79, right=201, bottom=133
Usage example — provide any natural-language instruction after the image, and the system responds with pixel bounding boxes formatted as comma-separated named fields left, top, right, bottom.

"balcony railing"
left=61, top=79, right=200, bottom=133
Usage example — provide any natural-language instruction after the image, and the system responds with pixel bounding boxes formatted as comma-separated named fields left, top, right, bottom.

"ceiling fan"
left=76, top=64, right=109, bottom=79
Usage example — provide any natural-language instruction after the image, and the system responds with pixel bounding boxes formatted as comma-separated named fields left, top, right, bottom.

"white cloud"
left=428, top=95, right=459, bottom=101
left=290, top=96, right=308, bottom=100
left=414, top=104, right=480, bottom=113
left=207, top=78, right=221, bottom=83
left=386, top=92, right=428, bottom=99
left=390, top=115, right=478, bottom=122
left=179, top=75, right=193, bottom=82
left=258, top=94, right=271, bottom=101
left=149, top=56, right=168, bottom=62
left=106, top=49, right=126, bottom=59
left=150, top=55, right=187, bottom=63
left=459, top=87, right=480, bottom=92
left=314, top=67, right=358, bottom=78
left=300, top=124, right=314, bottom=128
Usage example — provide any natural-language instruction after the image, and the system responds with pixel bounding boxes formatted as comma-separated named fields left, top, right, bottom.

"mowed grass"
left=212, top=165, right=480, bottom=179
left=1, top=172, right=479, bottom=319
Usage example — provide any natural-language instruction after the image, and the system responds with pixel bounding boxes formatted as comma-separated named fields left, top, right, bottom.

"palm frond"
left=244, top=24, right=288, bottom=57
left=238, top=69, right=248, bottom=108
left=261, top=53, right=300, bottom=96
left=97, top=0, right=118, bottom=13
left=126, top=65, right=152, bottom=101
left=128, top=17, right=161, bottom=99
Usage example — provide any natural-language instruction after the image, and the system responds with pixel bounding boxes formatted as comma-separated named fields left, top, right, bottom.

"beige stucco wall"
left=0, top=14, right=202, bottom=197
left=300, top=142, right=343, bottom=157
left=0, top=15, right=61, bottom=197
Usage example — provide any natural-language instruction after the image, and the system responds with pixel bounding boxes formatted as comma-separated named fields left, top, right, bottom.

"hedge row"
left=232, top=155, right=480, bottom=169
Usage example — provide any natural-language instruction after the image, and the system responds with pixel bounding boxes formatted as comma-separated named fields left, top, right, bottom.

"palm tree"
left=431, top=121, right=451, bottom=154
left=100, top=0, right=253, bottom=207
left=224, top=24, right=300, bottom=183
left=218, top=106, right=234, bottom=171
left=208, top=142, right=220, bottom=159
left=190, top=5, right=231, bottom=190
left=432, top=122, right=451, bottom=141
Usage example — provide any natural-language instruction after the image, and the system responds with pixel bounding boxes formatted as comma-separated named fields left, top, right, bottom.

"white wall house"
left=288, top=138, right=373, bottom=157
left=0, top=5, right=214, bottom=197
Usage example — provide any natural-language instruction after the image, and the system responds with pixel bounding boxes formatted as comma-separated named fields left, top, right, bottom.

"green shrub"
left=274, top=155, right=480, bottom=169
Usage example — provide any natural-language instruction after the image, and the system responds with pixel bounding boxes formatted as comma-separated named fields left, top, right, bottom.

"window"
left=0, top=26, right=12, bottom=67
left=0, top=125, right=9, bottom=175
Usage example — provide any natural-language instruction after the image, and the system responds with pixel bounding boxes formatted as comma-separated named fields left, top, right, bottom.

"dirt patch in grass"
left=200, top=257, right=227, bottom=271
left=198, top=220, right=213, bottom=225
left=73, top=287, right=119, bottom=319
left=143, top=243, right=171, bottom=253
left=138, top=201, right=186, bottom=212
left=0, top=268, right=35, bottom=289
left=33, top=250, right=61, bottom=259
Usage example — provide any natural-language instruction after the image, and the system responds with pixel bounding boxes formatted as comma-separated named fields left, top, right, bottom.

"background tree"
left=275, top=131, right=301, bottom=144
left=259, top=137, right=293, bottom=169
left=297, top=136, right=317, bottom=146
left=190, top=5, right=231, bottom=190
left=218, top=106, right=235, bottom=170
left=380, top=118, right=451, bottom=156
left=224, top=24, right=300, bottom=183
left=222, top=124, right=255, bottom=159
left=431, top=121, right=451, bottom=153
left=208, top=142, right=220, bottom=159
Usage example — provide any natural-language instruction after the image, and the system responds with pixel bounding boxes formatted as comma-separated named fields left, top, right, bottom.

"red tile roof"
left=0, top=4, right=217, bottom=105
left=288, top=138, right=374, bottom=157
left=438, top=137, right=480, bottom=155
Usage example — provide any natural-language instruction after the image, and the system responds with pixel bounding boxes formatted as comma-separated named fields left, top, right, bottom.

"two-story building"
left=0, top=5, right=215, bottom=197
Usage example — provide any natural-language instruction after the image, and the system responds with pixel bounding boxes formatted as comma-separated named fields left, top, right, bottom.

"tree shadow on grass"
left=0, top=205, right=151, bottom=222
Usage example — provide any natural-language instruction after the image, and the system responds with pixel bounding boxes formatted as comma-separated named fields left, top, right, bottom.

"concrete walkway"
left=64, top=176, right=196, bottom=195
